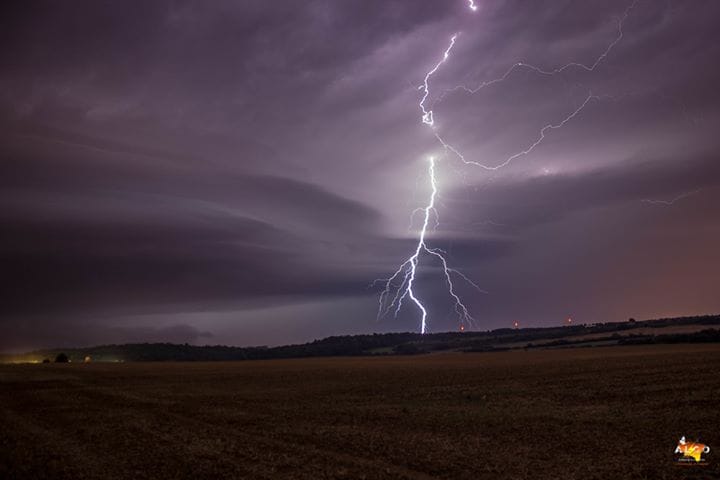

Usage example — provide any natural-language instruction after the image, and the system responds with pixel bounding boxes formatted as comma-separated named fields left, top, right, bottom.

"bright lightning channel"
left=376, top=156, right=483, bottom=334
left=377, top=0, right=638, bottom=334
left=420, top=34, right=457, bottom=126
left=377, top=31, right=482, bottom=333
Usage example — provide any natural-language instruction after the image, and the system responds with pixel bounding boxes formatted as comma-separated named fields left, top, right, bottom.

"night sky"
left=2, top=0, right=719, bottom=352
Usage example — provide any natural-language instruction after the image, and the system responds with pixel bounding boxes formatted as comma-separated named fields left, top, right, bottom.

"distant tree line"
left=619, top=328, right=720, bottom=345
left=5, top=314, right=719, bottom=363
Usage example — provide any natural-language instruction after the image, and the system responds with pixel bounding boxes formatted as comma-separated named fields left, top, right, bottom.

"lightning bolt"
left=377, top=0, right=639, bottom=334
left=376, top=156, right=484, bottom=334
left=435, top=93, right=600, bottom=171
left=419, top=34, right=458, bottom=126
left=376, top=27, right=482, bottom=333
left=433, top=0, right=639, bottom=171
left=435, top=0, right=638, bottom=101
left=641, top=189, right=701, bottom=206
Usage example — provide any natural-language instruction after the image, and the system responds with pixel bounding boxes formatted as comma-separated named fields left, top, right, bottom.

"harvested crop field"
left=1, top=345, right=719, bottom=479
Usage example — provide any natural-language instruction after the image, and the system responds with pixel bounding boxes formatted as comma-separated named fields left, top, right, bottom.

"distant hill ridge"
left=3, top=314, right=719, bottom=363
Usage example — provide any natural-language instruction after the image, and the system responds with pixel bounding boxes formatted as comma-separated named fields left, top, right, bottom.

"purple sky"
left=1, top=0, right=719, bottom=351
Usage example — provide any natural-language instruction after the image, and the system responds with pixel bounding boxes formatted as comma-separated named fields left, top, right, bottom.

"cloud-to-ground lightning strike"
left=376, top=7, right=480, bottom=333
left=378, top=0, right=638, bottom=334
left=376, top=155, right=482, bottom=334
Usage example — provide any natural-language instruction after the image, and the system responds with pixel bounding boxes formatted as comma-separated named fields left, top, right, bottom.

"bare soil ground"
left=1, top=345, right=719, bottom=479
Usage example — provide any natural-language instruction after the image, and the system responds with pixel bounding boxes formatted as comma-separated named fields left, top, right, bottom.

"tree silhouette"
left=55, top=353, right=69, bottom=363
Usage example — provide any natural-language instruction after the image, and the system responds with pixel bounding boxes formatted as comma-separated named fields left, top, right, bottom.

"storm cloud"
left=1, top=0, right=719, bottom=350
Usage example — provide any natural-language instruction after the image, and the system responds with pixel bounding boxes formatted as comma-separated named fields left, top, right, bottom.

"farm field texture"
left=1, top=345, right=719, bottom=479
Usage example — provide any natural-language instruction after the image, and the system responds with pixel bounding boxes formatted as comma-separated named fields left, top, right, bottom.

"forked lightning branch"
left=376, top=0, right=639, bottom=333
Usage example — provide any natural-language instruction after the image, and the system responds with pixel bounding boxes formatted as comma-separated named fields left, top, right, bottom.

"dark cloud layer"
left=1, top=0, right=719, bottom=350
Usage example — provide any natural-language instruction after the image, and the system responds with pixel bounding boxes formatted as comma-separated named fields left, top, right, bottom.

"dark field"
left=2, top=345, right=719, bottom=479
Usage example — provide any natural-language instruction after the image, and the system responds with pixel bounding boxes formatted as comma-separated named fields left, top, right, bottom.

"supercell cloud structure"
left=1, top=0, right=719, bottom=350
